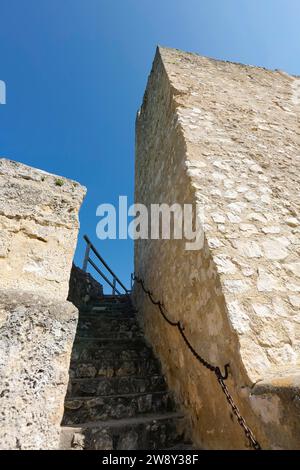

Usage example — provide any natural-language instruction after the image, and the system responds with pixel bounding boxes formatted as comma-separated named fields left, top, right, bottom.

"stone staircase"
left=60, top=295, right=191, bottom=450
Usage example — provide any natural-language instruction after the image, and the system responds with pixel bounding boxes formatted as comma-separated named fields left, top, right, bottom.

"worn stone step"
left=93, top=295, right=129, bottom=303
left=89, top=304, right=133, bottom=311
left=79, top=315, right=137, bottom=323
left=67, top=375, right=167, bottom=397
left=98, top=301, right=132, bottom=304
left=89, top=299, right=133, bottom=307
left=87, top=295, right=132, bottom=309
left=72, top=346, right=153, bottom=362
left=60, top=412, right=187, bottom=450
left=80, top=309, right=136, bottom=319
left=63, top=391, right=175, bottom=424
left=78, top=312, right=140, bottom=323
left=70, top=357, right=161, bottom=378
left=78, top=314, right=138, bottom=323
left=164, top=443, right=197, bottom=450
left=71, top=338, right=153, bottom=362
left=77, top=329, right=143, bottom=340
left=77, top=316, right=141, bottom=338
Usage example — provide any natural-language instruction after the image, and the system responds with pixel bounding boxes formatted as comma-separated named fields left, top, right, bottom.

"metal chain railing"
left=132, top=274, right=261, bottom=451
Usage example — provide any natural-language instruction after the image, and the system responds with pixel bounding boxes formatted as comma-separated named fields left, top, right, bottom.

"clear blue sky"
left=0, top=0, right=299, bottom=292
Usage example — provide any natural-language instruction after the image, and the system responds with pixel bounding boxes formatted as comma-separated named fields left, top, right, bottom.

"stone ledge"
left=249, top=367, right=300, bottom=449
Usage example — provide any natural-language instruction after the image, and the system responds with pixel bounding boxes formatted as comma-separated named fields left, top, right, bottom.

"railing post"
left=82, top=235, right=128, bottom=296
left=82, top=242, right=91, bottom=272
left=130, top=273, right=133, bottom=290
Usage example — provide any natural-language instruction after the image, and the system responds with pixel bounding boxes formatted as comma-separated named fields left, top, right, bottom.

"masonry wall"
left=133, top=47, right=300, bottom=449
left=0, top=159, right=86, bottom=449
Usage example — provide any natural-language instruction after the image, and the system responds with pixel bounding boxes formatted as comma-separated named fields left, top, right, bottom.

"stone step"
left=163, top=443, right=197, bottom=450
left=78, top=316, right=137, bottom=325
left=63, top=391, right=175, bottom=425
left=70, top=357, right=161, bottom=378
left=80, top=309, right=136, bottom=319
left=71, top=338, right=153, bottom=362
left=89, top=305, right=133, bottom=311
left=77, top=316, right=141, bottom=338
left=60, top=412, right=187, bottom=450
left=77, top=330, right=143, bottom=340
left=94, top=295, right=129, bottom=303
left=72, top=347, right=154, bottom=362
left=90, top=299, right=131, bottom=305
left=67, top=375, right=167, bottom=397
left=89, top=299, right=133, bottom=307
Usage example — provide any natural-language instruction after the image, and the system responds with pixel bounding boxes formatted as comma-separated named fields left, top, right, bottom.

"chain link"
left=217, top=375, right=261, bottom=450
left=133, top=275, right=261, bottom=451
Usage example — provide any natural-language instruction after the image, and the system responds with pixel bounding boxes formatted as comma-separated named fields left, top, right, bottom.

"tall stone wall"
left=0, top=159, right=86, bottom=449
left=133, top=48, right=300, bottom=449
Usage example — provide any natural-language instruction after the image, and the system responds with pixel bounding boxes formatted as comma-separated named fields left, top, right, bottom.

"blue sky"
left=0, top=0, right=299, bottom=292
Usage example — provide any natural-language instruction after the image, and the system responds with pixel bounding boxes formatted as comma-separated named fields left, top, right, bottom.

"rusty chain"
left=133, top=274, right=261, bottom=450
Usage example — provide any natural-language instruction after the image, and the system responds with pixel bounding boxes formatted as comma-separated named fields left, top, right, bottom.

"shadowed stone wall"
left=133, top=47, right=300, bottom=449
left=0, top=159, right=86, bottom=449
left=68, top=264, right=103, bottom=310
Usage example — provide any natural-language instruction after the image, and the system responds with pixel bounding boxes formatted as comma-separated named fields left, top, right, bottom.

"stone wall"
left=133, top=47, right=300, bottom=449
left=0, top=159, right=86, bottom=300
left=68, top=264, right=103, bottom=310
left=0, top=159, right=86, bottom=449
left=0, top=291, right=78, bottom=449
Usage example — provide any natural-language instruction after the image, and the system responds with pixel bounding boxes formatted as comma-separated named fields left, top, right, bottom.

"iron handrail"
left=82, top=235, right=129, bottom=295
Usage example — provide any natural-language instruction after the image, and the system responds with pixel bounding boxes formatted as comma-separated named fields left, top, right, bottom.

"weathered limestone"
left=0, top=158, right=86, bottom=300
left=133, top=47, right=300, bottom=449
left=0, top=291, right=78, bottom=449
left=0, top=159, right=86, bottom=449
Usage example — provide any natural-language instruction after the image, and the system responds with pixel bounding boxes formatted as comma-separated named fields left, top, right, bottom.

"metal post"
left=130, top=273, right=133, bottom=290
left=82, top=242, right=91, bottom=272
